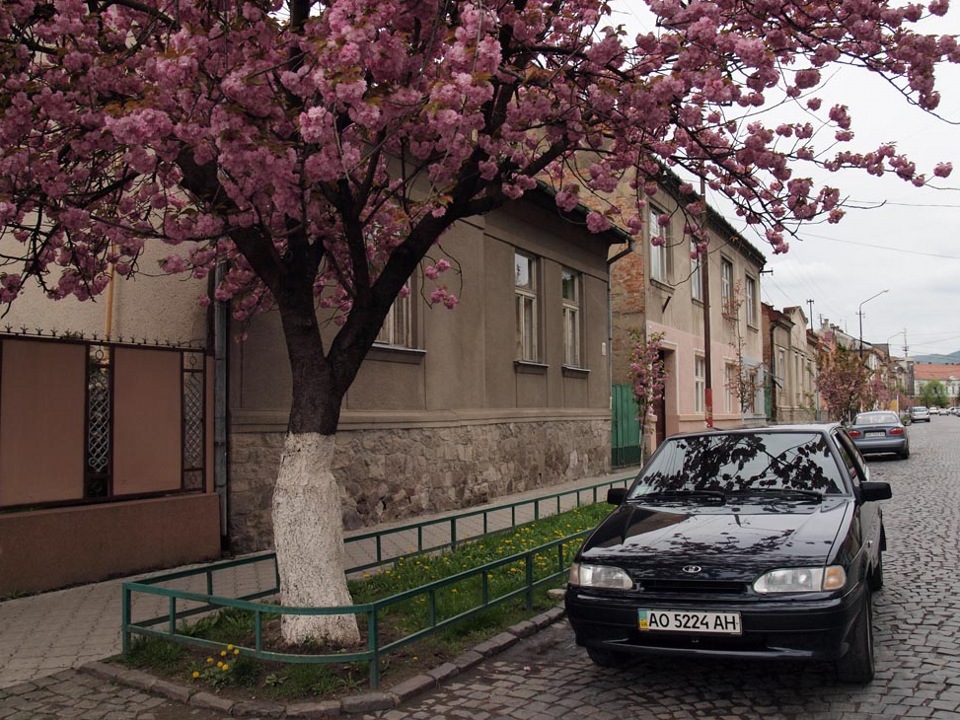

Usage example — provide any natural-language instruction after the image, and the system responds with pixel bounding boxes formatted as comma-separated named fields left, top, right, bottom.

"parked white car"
left=909, top=406, right=931, bottom=423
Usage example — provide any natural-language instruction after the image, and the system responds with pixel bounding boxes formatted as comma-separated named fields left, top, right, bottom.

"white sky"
left=611, top=1, right=960, bottom=359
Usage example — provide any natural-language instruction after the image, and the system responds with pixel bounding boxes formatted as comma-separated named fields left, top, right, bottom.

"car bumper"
left=565, top=586, right=864, bottom=661
left=853, top=438, right=907, bottom=455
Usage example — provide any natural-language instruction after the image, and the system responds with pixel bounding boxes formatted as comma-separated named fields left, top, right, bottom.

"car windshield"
left=628, top=431, right=847, bottom=499
left=854, top=413, right=900, bottom=425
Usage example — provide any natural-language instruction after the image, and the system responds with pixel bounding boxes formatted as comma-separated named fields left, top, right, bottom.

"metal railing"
left=342, top=474, right=634, bottom=573
left=121, top=476, right=632, bottom=687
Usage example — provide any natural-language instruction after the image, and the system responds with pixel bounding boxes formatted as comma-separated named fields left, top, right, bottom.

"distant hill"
left=911, top=351, right=960, bottom=365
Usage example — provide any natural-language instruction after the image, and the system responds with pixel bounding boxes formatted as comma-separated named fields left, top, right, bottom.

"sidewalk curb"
left=80, top=604, right=568, bottom=717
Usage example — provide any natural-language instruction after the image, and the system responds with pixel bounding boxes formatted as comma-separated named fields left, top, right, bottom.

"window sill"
left=650, top=279, right=674, bottom=293
left=562, top=365, right=590, bottom=378
left=514, top=360, right=548, bottom=375
left=368, top=345, right=426, bottom=365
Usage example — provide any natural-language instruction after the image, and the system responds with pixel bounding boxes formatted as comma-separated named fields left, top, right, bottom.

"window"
left=649, top=205, right=671, bottom=283
left=561, top=268, right=582, bottom=367
left=720, top=258, right=734, bottom=310
left=745, top=275, right=757, bottom=326
left=375, top=282, right=412, bottom=347
left=515, top=252, right=539, bottom=361
left=695, top=355, right=706, bottom=413
left=690, top=240, right=702, bottom=301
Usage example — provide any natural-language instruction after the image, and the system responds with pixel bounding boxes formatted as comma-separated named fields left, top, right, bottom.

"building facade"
left=610, top=175, right=767, bottom=457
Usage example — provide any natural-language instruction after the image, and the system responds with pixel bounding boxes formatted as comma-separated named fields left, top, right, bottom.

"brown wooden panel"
left=113, top=347, right=182, bottom=494
left=0, top=340, right=86, bottom=506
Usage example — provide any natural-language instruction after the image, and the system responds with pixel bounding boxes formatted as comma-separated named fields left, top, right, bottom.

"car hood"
left=579, top=499, right=851, bottom=582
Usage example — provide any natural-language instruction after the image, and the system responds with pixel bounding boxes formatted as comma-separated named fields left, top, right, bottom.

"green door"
left=611, top=384, right=642, bottom=468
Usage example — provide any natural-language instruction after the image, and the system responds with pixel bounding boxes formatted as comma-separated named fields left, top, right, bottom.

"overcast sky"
left=613, top=2, right=960, bottom=360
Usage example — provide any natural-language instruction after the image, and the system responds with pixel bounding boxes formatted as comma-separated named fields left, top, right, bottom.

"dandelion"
left=221, top=664, right=229, bottom=671
left=234, top=649, right=240, bottom=655
left=192, top=671, right=200, bottom=679
left=227, top=644, right=234, bottom=651
left=220, top=650, right=227, bottom=657
left=217, top=661, right=224, bottom=669
left=206, top=657, right=214, bottom=664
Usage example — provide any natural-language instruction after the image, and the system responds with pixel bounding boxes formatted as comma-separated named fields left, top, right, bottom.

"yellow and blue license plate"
left=639, top=609, right=742, bottom=635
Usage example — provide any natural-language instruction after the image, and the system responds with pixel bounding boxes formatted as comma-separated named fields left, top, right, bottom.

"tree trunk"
left=272, top=432, right=361, bottom=646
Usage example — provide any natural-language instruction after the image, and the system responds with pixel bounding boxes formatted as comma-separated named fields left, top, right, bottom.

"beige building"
left=763, top=305, right=820, bottom=423
left=609, top=174, right=767, bottom=460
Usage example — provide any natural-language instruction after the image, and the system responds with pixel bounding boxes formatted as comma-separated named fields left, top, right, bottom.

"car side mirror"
left=860, top=481, right=892, bottom=502
left=607, top=487, right=627, bottom=505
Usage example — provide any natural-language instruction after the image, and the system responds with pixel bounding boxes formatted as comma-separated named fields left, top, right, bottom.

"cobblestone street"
left=3, top=419, right=960, bottom=719
left=362, top=418, right=960, bottom=720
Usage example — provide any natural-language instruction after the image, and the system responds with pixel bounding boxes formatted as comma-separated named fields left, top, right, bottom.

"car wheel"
left=899, top=445, right=910, bottom=460
left=836, top=589, right=875, bottom=684
left=869, top=551, right=884, bottom=591
left=587, top=646, right=627, bottom=668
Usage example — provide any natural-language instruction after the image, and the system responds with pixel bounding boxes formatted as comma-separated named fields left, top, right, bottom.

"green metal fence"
left=121, top=476, right=633, bottom=688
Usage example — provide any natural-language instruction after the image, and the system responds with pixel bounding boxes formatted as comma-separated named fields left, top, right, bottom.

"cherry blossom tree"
left=817, top=342, right=870, bottom=422
left=628, top=329, right=666, bottom=460
left=2, top=0, right=957, bottom=645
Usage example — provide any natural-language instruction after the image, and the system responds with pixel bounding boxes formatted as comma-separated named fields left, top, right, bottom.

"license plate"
left=638, top=609, right=741, bottom=635
left=865, top=432, right=885, bottom=438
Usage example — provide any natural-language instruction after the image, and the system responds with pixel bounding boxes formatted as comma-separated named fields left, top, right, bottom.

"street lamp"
left=858, top=289, right=889, bottom=358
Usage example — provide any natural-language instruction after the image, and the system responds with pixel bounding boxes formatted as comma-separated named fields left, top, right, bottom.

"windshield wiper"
left=730, top=488, right=824, bottom=503
left=633, top=490, right=727, bottom=504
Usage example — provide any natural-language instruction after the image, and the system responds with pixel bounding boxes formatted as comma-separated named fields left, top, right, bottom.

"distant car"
left=929, top=407, right=941, bottom=416
left=848, top=411, right=909, bottom=459
left=566, top=424, right=891, bottom=684
left=909, top=406, right=931, bottom=423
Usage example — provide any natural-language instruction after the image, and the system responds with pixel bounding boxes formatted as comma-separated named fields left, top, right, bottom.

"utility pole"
left=806, top=299, right=814, bottom=331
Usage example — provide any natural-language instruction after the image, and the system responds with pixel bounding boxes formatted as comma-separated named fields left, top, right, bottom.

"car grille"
left=636, top=578, right=749, bottom=594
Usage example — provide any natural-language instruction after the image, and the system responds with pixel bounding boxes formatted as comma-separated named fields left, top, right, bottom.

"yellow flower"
left=192, top=671, right=200, bottom=679
left=233, top=649, right=240, bottom=655
left=217, top=661, right=224, bottom=669
left=220, top=650, right=227, bottom=657
left=206, top=657, right=214, bottom=664
left=221, top=664, right=229, bottom=671
left=227, top=644, right=234, bottom=651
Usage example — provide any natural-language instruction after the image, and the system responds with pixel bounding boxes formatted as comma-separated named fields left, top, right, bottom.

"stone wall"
left=228, top=417, right=610, bottom=553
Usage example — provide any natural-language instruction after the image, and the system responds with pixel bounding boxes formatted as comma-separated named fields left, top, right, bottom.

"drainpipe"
left=607, top=237, right=634, bottom=462
left=214, top=260, right=230, bottom=551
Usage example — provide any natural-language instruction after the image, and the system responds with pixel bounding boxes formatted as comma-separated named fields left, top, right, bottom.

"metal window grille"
left=85, top=344, right=112, bottom=498
left=182, top=351, right=206, bottom=491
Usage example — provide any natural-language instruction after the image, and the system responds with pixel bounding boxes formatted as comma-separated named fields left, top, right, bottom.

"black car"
left=848, top=411, right=909, bottom=459
left=565, top=424, right=891, bottom=683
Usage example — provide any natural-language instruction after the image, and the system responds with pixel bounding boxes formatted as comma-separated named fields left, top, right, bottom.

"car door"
left=833, top=428, right=884, bottom=569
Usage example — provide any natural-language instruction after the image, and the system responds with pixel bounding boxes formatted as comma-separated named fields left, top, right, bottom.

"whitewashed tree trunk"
left=272, top=432, right=361, bottom=646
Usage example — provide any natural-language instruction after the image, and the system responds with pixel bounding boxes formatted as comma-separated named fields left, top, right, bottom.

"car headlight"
left=753, top=566, right=846, bottom=594
left=568, top=562, right=633, bottom=590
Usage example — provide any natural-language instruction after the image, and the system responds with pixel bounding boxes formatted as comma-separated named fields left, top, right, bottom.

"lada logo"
left=682, top=565, right=702, bottom=574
